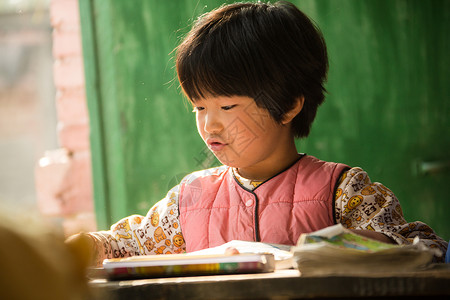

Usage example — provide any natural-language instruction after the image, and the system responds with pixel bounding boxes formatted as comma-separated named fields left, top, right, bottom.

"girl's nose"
left=204, top=111, right=223, bottom=134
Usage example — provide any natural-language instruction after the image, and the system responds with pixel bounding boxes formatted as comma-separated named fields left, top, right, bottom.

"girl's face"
left=193, top=95, right=297, bottom=180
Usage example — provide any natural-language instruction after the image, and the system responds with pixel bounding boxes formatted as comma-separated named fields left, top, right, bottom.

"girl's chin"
left=212, top=154, right=241, bottom=168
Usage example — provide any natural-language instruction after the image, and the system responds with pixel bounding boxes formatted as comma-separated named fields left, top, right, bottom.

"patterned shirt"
left=89, top=167, right=447, bottom=265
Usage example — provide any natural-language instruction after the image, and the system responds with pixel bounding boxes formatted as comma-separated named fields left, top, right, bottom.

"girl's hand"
left=224, top=247, right=240, bottom=255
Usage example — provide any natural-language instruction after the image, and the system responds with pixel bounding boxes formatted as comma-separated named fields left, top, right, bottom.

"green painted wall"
left=80, top=0, right=450, bottom=240
left=297, top=0, right=450, bottom=240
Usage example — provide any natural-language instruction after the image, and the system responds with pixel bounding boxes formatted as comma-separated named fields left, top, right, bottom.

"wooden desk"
left=88, top=265, right=450, bottom=300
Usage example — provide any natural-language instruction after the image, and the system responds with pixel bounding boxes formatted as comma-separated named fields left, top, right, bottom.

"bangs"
left=177, top=51, right=251, bottom=102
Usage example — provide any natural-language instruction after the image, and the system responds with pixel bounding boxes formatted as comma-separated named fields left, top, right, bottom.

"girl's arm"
left=334, top=167, right=448, bottom=262
left=66, top=185, right=186, bottom=266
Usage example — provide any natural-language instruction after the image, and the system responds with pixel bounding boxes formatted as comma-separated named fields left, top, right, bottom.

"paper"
left=189, top=240, right=294, bottom=269
left=291, top=224, right=439, bottom=276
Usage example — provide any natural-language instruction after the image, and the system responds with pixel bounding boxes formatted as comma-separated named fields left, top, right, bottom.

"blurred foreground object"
left=0, top=208, right=90, bottom=300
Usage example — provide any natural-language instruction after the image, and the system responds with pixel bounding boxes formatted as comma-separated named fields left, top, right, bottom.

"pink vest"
left=179, top=155, right=349, bottom=252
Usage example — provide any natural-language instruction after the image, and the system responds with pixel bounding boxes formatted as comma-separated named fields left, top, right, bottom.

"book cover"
left=102, top=253, right=275, bottom=280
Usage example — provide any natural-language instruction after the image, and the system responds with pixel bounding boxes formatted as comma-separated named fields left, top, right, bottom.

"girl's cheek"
left=196, top=118, right=205, bottom=136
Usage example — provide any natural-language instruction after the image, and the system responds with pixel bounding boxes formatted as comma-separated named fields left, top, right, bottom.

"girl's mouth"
left=208, top=142, right=227, bottom=152
left=206, top=138, right=228, bottom=152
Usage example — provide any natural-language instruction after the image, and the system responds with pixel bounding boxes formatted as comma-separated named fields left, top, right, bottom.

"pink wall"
left=35, top=0, right=96, bottom=236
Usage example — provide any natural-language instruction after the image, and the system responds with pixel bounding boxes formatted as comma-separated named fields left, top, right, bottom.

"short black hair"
left=176, top=1, right=328, bottom=138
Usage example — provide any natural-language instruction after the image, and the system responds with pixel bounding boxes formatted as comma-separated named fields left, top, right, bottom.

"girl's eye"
left=222, top=105, right=237, bottom=111
left=192, top=106, right=205, bottom=112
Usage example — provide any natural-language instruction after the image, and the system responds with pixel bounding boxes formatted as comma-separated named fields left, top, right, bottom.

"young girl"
left=68, top=1, right=447, bottom=264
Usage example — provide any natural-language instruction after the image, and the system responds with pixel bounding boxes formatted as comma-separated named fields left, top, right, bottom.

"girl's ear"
left=282, top=96, right=304, bottom=124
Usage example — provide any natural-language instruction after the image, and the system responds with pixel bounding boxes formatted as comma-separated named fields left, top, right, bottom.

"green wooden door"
left=80, top=0, right=449, bottom=240
left=79, top=0, right=231, bottom=228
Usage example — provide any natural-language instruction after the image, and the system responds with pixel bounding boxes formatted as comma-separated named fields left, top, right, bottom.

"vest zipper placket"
left=251, top=191, right=261, bottom=242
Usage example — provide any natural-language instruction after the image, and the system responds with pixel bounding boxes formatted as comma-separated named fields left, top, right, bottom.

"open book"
left=101, top=224, right=438, bottom=279
left=291, top=224, right=439, bottom=276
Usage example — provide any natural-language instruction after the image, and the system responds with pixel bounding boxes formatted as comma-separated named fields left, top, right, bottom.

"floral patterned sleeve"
left=87, top=185, right=186, bottom=266
left=334, top=167, right=448, bottom=262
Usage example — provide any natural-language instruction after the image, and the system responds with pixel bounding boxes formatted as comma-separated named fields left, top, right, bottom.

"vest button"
left=245, top=199, right=254, bottom=207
